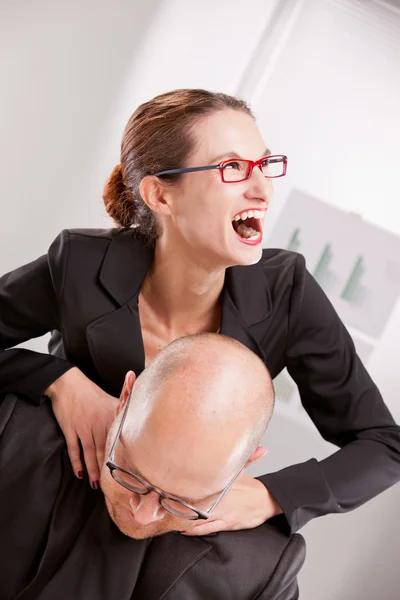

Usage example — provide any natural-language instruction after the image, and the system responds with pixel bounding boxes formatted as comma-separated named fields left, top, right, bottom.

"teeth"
left=233, top=210, right=266, bottom=222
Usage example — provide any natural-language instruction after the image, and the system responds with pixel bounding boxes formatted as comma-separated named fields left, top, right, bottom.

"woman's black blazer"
left=1, top=228, right=399, bottom=534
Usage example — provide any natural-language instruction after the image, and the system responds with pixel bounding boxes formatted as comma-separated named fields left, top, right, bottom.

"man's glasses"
left=153, top=154, right=287, bottom=183
left=106, top=389, right=247, bottom=520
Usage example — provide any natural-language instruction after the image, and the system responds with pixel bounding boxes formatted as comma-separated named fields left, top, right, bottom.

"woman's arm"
left=259, top=262, right=400, bottom=534
left=0, top=231, right=118, bottom=485
left=0, top=233, right=74, bottom=403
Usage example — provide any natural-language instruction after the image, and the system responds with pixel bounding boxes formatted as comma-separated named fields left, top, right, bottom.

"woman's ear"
left=139, top=175, right=172, bottom=216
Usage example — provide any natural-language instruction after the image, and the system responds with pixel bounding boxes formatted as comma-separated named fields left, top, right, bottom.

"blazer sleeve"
left=0, top=230, right=75, bottom=404
left=255, top=534, right=306, bottom=600
left=258, top=256, right=400, bottom=534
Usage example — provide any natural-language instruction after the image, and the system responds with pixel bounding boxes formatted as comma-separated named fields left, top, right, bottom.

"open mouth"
left=232, top=209, right=266, bottom=242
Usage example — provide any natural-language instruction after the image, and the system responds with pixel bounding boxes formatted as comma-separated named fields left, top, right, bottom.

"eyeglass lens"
left=221, top=157, right=285, bottom=181
left=112, top=469, right=201, bottom=519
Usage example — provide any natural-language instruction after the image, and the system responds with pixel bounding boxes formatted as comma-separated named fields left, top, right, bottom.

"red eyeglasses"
left=154, top=154, right=287, bottom=183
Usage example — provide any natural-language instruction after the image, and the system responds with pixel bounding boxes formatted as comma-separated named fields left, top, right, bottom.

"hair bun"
left=102, top=164, right=135, bottom=228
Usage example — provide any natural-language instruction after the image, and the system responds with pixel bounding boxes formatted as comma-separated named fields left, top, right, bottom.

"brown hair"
left=102, top=88, right=253, bottom=246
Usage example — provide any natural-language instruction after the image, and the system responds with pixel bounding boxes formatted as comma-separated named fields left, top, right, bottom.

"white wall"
left=1, top=0, right=399, bottom=598
left=0, top=0, right=163, bottom=269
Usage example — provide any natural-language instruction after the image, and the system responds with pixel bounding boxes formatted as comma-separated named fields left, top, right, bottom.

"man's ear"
left=245, top=445, right=268, bottom=470
left=139, top=175, right=172, bottom=216
left=116, top=370, right=137, bottom=415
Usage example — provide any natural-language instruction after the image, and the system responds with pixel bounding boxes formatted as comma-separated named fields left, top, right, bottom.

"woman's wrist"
left=265, top=486, right=283, bottom=517
left=45, top=366, right=79, bottom=400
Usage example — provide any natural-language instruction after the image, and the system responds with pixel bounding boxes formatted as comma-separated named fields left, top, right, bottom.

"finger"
left=94, top=426, right=107, bottom=474
left=65, top=431, right=84, bottom=479
left=96, top=445, right=105, bottom=474
left=182, top=520, right=228, bottom=536
left=81, top=431, right=100, bottom=487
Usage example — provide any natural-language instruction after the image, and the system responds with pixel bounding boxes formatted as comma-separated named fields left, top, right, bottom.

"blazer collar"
left=99, top=231, right=271, bottom=326
left=225, top=262, right=272, bottom=326
left=99, top=230, right=153, bottom=306
left=133, top=533, right=212, bottom=599
left=76, top=504, right=212, bottom=600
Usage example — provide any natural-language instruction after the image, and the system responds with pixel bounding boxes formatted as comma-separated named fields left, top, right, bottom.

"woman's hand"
left=182, top=474, right=283, bottom=536
left=45, top=367, right=119, bottom=488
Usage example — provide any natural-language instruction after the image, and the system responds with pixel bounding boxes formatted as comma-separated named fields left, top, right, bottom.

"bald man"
left=0, top=334, right=305, bottom=599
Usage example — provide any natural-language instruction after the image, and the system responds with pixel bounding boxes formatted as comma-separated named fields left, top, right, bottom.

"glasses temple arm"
left=206, top=462, right=247, bottom=513
left=108, top=389, right=133, bottom=462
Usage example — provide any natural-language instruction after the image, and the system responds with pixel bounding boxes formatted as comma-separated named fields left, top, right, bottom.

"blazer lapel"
left=59, top=502, right=152, bottom=600
left=86, top=232, right=153, bottom=395
left=220, top=263, right=272, bottom=361
left=225, top=262, right=271, bottom=327
left=98, top=230, right=153, bottom=306
left=86, top=299, right=145, bottom=396
left=133, top=533, right=211, bottom=599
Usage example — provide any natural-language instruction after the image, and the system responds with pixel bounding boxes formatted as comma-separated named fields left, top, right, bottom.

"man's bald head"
left=123, top=334, right=274, bottom=478
left=101, top=334, right=275, bottom=540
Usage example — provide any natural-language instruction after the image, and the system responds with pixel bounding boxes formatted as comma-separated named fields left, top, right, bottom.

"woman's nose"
left=129, top=491, right=166, bottom=525
left=244, top=166, right=273, bottom=201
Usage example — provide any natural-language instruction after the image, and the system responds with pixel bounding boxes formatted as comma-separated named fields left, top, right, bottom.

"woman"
left=1, top=89, right=399, bottom=537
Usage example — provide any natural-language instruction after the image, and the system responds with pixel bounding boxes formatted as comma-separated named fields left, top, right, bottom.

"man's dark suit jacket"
left=0, top=228, right=399, bottom=535
left=0, top=394, right=306, bottom=600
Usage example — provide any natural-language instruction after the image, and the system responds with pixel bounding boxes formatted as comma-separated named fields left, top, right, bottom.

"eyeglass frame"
left=153, top=154, right=287, bottom=183
left=106, top=388, right=248, bottom=520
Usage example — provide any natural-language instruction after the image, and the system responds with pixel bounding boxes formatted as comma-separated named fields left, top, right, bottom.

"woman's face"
left=162, top=109, right=274, bottom=268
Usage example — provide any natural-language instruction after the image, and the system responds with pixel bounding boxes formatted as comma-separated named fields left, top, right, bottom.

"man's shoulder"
left=208, top=517, right=305, bottom=559
left=0, top=393, right=64, bottom=455
left=0, top=394, right=66, bottom=532
left=191, top=520, right=306, bottom=599
left=142, top=520, right=305, bottom=600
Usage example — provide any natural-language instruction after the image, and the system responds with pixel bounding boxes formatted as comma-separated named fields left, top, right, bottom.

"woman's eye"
left=261, top=159, right=270, bottom=168
left=223, top=161, right=241, bottom=170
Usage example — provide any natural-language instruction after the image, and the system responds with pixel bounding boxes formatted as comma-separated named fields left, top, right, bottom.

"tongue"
left=236, top=222, right=259, bottom=239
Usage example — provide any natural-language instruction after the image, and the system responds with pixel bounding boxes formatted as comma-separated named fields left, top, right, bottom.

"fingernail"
left=92, top=480, right=100, bottom=490
left=78, top=471, right=84, bottom=479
